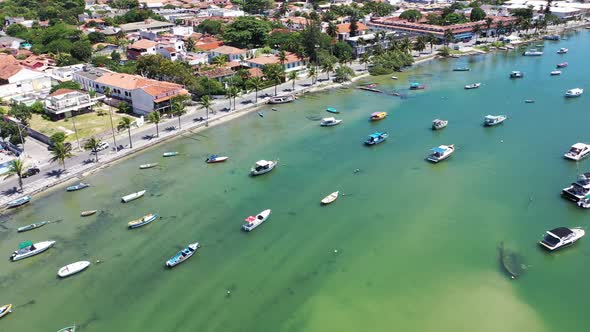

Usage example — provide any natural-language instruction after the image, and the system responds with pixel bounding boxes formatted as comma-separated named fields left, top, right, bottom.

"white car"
left=96, top=141, right=109, bottom=151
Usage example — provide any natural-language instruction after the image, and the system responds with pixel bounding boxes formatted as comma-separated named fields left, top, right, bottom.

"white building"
left=44, top=64, right=85, bottom=83
left=43, top=88, right=102, bottom=120
left=0, top=55, right=52, bottom=100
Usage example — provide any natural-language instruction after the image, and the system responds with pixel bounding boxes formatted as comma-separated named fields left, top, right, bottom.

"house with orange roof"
left=280, top=17, right=309, bottom=31
left=0, top=54, right=52, bottom=99
left=245, top=51, right=305, bottom=73
left=336, top=22, right=370, bottom=41
left=209, top=45, right=249, bottom=62
left=127, top=39, right=158, bottom=60
left=73, top=67, right=189, bottom=114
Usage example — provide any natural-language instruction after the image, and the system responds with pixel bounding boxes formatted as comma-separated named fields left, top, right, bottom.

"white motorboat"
left=564, top=143, right=590, bottom=161
left=250, top=160, right=277, bottom=176
left=464, top=83, right=481, bottom=90
left=432, top=119, right=448, bottom=130
left=557, top=48, right=568, bottom=54
left=0, top=304, right=12, bottom=319
left=121, top=190, right=146, bottom=203
left=510, top=71, right=523, bottom=78
left=320, top=117, right=342, bottom=127
left=128, top=213, right=158, bottom=229
left=539, top=227, right=585, bottom=251
left=550, top=70, right=561, bottom=76
left=139, top=163, right=158, bottom=169
left=268, top=95, right=294, bottom=104
left=562, top=173, right=590, bottom=202
left=565, top=88, right=583, bottom=98
left=242, top=209, right=271, bottom=232
left=10, top=240, right=55, bottom=261
left=506, top=45, right=515, bottom=50
left=165, top=242, right=200, bottom=268
left=206, top=155, right=229, bottom=163
left=321, top=191, right=339, bottom=205
left=58, top=261, right=91, bottom=278
left=522, top=49, right=543, bottom=56
left=391, top=76, right=398, bottom=80
left=428, top=145, right=455, bottom=163
left=484, top=115, right=507, bottom=126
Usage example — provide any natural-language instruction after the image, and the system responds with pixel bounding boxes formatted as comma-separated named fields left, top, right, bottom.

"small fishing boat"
left=321, top=191, right=339, bottom=205
left=7, top=196, right=31, bottom=209
left=56, top=326, right=76, bottom=332
left=250, top=160, right=277, bottom=176
left=539, top=227, right=584, bottom=251
left=484, top=115, right=507, bottom=126
left=391, top=76, right=398, bottom=80
left=206, top=155, right=229, bottom=163
left=366, top=83, right=378, bottom=88
left=498, top=46, right=507, bottom=50
left=510, top=71, right=523, bottom=78
left=550, top=70, right=561, bottom=76
left=257, top=112, right=264, bottom=117
left=543, top=35, right=560, bottom=41
left=58, top=261, right=91, bottom=278
left=464, top=83, right=481, bottom=90
left=364, top=132, right=388, bottom=145
left=326, top=108, right=339, bottom=114
left=557, top=47, right=568, bottom=54
left=139, top=163, right=158, bottom=169
left=163, top=152, right=178, bottom=157
left=522, top=49, right=543, bottom=56
left=242, top=209, right=271, bottom=232
left=564, top=143, right=590, bottom=161
left=271, top=108, right=278, bottom=111
left=556, top=62, right=568, bottom=68
left=10, top=240, right=55, bottom=261
left=66, top=183, right=89, bottom=192
left=80, top=210, right=97, bottom=217
left=428, top=144, right=455, bottom=163
left=128, top=213, right=159, bottom=229
left=320, top=117, right=342, bottom=127
left=432, top=119, right=448, bottom=130
left=17, top=221, right=49, bottom=233
left=370, top=112, right=387, bottom=121
left=166, top=242, right=200, bottom=267
left=506, top=45, right=515, bottom=50
left=453, top=67, right=470, bottom=72
left=121, top=190, right=146, bottom=203
left=525, top=99, right=535, bottom=103
left=410, top=82, right=425, bottom=90
left=0, top=304, right=12, bottom=319
left=268, top=95, right=294, bottom=104
left=565, top=88, right=583, bottom=98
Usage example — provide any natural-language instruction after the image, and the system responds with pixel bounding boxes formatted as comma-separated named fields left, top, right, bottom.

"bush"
left=50, top=132, right=66, bottom=145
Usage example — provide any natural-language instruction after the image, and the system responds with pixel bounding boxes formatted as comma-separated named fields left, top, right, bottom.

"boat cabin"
left=540, top=227, right=580, bottom=250
left=431, top=146, right=449, bottom=157
left=254, top=160, right=272, bottom=172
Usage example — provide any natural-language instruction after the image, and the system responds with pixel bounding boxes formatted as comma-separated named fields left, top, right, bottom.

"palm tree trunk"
left=108, top=103, right=117, bottom=151
left=274, top=83, right=278, bottom=96
left=155, top=122, right=159, bottom=137
left=292, top=80, right=295, bottom=91
left=18, top=177, right=22, bottom=192
left=71, top=116, right=81, bottom=151
left=95, top=150, right=99, bottom=162
left=255, top=88, right=258, bottom=103
left=177, top=115, right=182, bottom=130
left=127, top=128, right=132, bottom=148
left=206, top=107, right=209, bottom=127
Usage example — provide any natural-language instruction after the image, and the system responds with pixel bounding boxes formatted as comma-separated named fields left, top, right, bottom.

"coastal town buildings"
left=0, top=55, right=52, bottom=99
left=43, top=88, right=102, bottom=120
left=209, top=45, right=249, bottom=62
left=245, top=52, right=306, bottom=73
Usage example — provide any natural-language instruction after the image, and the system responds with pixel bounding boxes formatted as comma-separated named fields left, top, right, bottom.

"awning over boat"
left=433, top=147, right=448, bottom=153
left=548, top=227, right=574, bottom=238
left=255, top=160, right=270, bottom=167
left=19, top=241, right=33, bottom=249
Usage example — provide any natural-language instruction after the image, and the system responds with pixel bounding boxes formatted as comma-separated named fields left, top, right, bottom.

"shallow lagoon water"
left=1, top=31, right=590, bottom=331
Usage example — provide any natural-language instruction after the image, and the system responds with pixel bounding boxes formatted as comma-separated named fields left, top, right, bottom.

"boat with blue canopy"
left=166, top=242, right=200, bottom=267
left=66, top=183, right=89, bottom=192
left=410, top=82, right=425, bottom=90
left=364, top=132, right=388, bottom=145
left=428, top=144, right=455, bottom=163
left=7, top=196, right=31, bottom=209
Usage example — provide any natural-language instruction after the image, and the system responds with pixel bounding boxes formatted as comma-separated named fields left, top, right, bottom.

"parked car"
left=21, top=167, right=40, bottom=178
left=96, top=141, right=109, bottom=151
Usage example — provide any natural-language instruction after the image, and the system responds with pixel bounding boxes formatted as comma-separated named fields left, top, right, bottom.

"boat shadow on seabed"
left=497, top=241, right=528, bottom=280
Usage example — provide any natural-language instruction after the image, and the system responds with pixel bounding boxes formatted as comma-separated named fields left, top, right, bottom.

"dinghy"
left=11, top=240, right=55, bottom=261
left=128, top=213, right=158, bottom=229
left=206, top=155, right=229, bottom=163
left=166, top=242, right=200, bottom=268
left=0, top=304, right=12, bottom=319
left=163, top=152, right=178, bottom=157
left=139, top=163, right=158, bottom=169
left=66, top=183, right=89, bottom=192
left=58, top=261, right=91, bottom=278
left=80, top=210, right=97, bottom=217
left=56, top=326, right=76, bottom=332
left=121, top=190, right=146, bottom=203
left=7, top=196, right=31, bottom=208
left=242, top=209, right=271, bottom=232
left=17, top=221, right=49, bottom=233
left=321, top=191, right=339, bottom=205
left=326, top=107, right=339, bottom=114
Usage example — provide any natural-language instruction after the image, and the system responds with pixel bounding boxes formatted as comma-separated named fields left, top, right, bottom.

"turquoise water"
left=2, top=30, right=590, bottom=332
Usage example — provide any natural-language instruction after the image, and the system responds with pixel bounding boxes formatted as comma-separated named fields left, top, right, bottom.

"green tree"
left=226, top=85, right=239, bottom=111
left=321, top=56, right=336, bottom=81
left=211, top=55, right=229, bottom=67
left=111, top=50, right=121, bottom=63
left=334, top=65, right=354, bottom=82
left=8, top=103, right=32, bottom=127
left=49, top=142, right=73, bottom=170
left=326, top=22, right=338, bottom=39
left=147, top=111, right=161, bottom=137
left=71, top=40, right=93, bottom=61
left=185, top=37, right=195, bottom=52
left=399, top=9, right=423, bottom=22
left=246, top=77, right=264, bottom=103
left=87, top=32, right=106, bottom=44
left=50, top=132, right=66, bottom=145
left=288, top=71, right=298, bottom=91
left=117, top=117, right=133, bottom=148
left=438, top=46, right=452, bottom=57
left=118, top=101, right=132, bottom=114
left=360, top=52, right=370, bottom=71
left=5, top=159, right=26, bottom=192
left=470, top=7, right=486, bottom=22
left=472, top=24, right=482, bottom=43
left=262, top=63, right=285, bottom=96
left=444, top=29, right=455, bottom=45
left=171, top=95, right=189, bottom=129
left=414, top=36, right=427, bottom=53
left=223, top=16, right=272, bottom=48
left=308, top=66, right=317, bottom=85
left=278, top=50, right=287, bottom=66
left=197, top=19, right=224, bottom=35
left=242, top=0, right=273, bottom=14
left=199, top=95, right=213, bottom=127
left=83, top=137, right=101, bottom=162
left=349, top=17, right=359, bottom=37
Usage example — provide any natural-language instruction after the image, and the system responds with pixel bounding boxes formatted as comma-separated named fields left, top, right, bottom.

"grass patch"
left=30, top=108, right=132, bottom=143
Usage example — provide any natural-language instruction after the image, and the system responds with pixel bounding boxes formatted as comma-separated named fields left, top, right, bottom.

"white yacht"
left=562, top=173, right=590, bottom=202
left=484, top=115, right=507, bottom=126
left=432, top=119, right=448, bottom=130
left=464, top=83, right=481, bottom=90
left=510, top=71, right=523, bottom=78
left=10, top=241, right=55, bottom=261
left=557, top=48, right=568, bottom=54
left=320, top=117, right=342, bottom=127
left=564, top=143, right=590, bottom=161
left=242, top=209, right=271, bottom=232
left=539, top=227, right=585, bottom=251
left=565, top=88, right=583, bottom=98
left=550, top=70, right=561, bottom=76
left=250, top=160, right=277, bottom=176
left=427, top=145, right=455, bottom=163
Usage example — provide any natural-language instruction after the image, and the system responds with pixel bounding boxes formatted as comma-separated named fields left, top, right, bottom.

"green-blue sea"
left=2, top=31, right=590, bottom=332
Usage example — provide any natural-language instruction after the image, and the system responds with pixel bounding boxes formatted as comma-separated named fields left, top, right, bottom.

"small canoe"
left=121, top=190, right=146, bottom=203
left=166, top=242, right=200, bottom=268
left=139, top=163, right=158, bottom=169
left=326, top=107, right=339, bottom=114
left=525, top=99, right=535, bottom=104
left=7, top=195, right=31, bottom=208
left=81, top=210, right=97, bottom=217
left=66, top=183, right=89, bottom=192
left=258, top=112, right=264, bottom=117
left=0, top=304, right=13, bottom=319
left=17, top=221, right=49, bottom=233
left=163, top=152, right=178, bottom=157
left=58, top=261, right=90, bottom=278
left=321, top=191, right=339, bottom=205
left=206, top=155, right=229, bottom=163
left=128, top=213, right=158, bottom=229
left=56, top=326, right=76, bottom=332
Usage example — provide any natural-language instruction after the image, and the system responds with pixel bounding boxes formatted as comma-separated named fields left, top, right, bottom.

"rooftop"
left=128, top=39, right=157, bottom=49
left=247, top=52, right=301, bottom=66
left=211, top=45, right=247, bottom=55
left=119, top=19, right=174, bottom=32
left=337, top=22, right=369, bottom=34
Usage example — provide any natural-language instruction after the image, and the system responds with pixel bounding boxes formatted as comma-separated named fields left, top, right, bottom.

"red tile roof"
left=50, top=88, right=79, bottom=97
left=337, top=22, right=369, bottom=34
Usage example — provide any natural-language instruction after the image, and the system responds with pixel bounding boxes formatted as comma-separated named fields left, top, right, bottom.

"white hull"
left=428, top=146, right=455, bottom=163
left=540, top=228, right=585, bottom=251
left=321, top=191, right=339, bottom=205
left=58, top=261, right=91, bottom=278
left=564, top=150, right=590, bottom=161
left=250, top=161, right=277, bottom=176
left=207, top=156, right=229, bottom=163
left=242, top=209, right=271, bottom=232
left=139, top=163, right=158, bottom=169
left=320, top=119, right=342, bottom=127
left=11, top=241, right=55, bottom=261
left=484, top=116, right=507, bottom=126
left=121, top=190, right=146, bottom=203
left=166, top=242, right=199, bottom=267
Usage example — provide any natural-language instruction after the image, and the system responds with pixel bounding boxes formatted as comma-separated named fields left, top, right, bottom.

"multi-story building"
left=43, top=88, right=102, bottom=120
left=209, top=46, right=249, bottom=62
left=0, top=55, right=52, bottom=99
left=245, top=52, right=306, bottom=73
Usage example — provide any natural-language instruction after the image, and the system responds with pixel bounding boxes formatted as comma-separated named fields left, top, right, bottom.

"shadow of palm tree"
left=193, top=117, right=205, bottom=122
left=82, top=159, right=94, bottom=165
left=45, top=169, right=66, bottom=178
left=142, top=134, right=155, bottom=140
left=2, top=187, right=19, bottom=196
left=164, top=126, right=176, bottom=132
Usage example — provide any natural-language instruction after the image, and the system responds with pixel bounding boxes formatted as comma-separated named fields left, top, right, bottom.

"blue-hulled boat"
left=326, top=107, right=339, bottom=114
left=128, top=213, right=159, bottom=229
left=410, top=82, right=425, bottom=90
left=364, top=132, right=388, bottom=145
left=7, top=196, right=31, bottom=208
left=166, top=242, right=200, bottom=268
left=66, top=183, right=89, bottom=192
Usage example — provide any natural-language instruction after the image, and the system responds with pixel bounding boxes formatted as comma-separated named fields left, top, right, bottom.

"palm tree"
left=321, top=59, right=335, bottom=81
left=226, top=85, right=239, bottom=111
left=171, top=96, right=188, bottom=129
left=147, top=111, right=161, bottom=137
left=117, top=117, right=133, bottom=148
left=426, top=33, right=436, bottom=53
left=212, top=55, right=228, bottom=67
left=308, top=66, right=317, bottom=85
left=495, top=21, right=504, bottom=40
left=262, top=64, right=285, bottom=96
left=472, top=24, right=481, bottom=43
left=360, top=52, right=370, bottom=71
left=278, top=50, right=287, bottom=67
left=199, top=95, right=213, bottom=127
left=444, top=29, right=454, bottom=46
left=485, top=17, right=494, bottom=38
left=50, top=142, right=73, bottom=170
left=246, top=77, right=264, bottom=103
left=414, top=36, right=426, bottom=54
left=400, top=37, right=413, bottom=54
left=288, top=71, right=298, bottom=91
left=5, top=158, right=25, bottom=192
left=334, top=65, right=354, bottom=82
left=103, top=87, right=117, bottom=151
left=326, top=22, right=338, bottom=40
left=83, top=137, right=101, bottom=162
